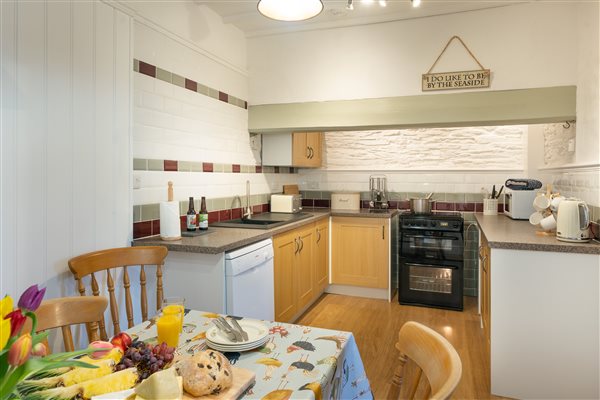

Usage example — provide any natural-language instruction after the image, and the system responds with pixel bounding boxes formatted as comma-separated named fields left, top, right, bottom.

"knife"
left=495, top=185, right=504, bottom=199
left=218, top=317, right=243, bottom=342
left=212, top=319, right=237, bottom=342
left=229, top=318, right=248, bottom=341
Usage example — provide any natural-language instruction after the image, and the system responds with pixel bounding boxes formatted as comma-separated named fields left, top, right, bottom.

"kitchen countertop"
left=475, top=213, right=600, bottom=255
left=133, top=208, right=397, bottom=254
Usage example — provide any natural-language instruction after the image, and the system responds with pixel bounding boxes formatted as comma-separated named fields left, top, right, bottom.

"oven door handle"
left=403, top=235, right=459, bottom=240
left=405, top=263, right=461, bottom=270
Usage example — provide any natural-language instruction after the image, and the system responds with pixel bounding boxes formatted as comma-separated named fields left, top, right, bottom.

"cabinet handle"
left=309, top=147, right=314, bottom=159
left=306, top=146, right=310, bottom=159
left=299, top=237, right=304, bottom=252
left=382, top=225, right=385, bottom=240
left=316, top=229, right=321, bottom=244
left=294, top=238, right=299, bottom=254
left=478, top=246, right=484, bottom=259
left=481, top=255, right=488, bottom=272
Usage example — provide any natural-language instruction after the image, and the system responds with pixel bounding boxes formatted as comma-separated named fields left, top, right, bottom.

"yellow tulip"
left=0, top=318, right=10, bottom=349
left=1, top=295, right=14, bottom=318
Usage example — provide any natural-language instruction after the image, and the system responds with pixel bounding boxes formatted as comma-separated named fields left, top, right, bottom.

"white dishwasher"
left=225, top=238, right=274, bottom=321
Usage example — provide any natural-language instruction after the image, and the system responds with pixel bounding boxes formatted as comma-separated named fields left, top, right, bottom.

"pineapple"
left=77, top=347, right=123, bottom=364
left=23, top=367, right=139, bottom=400
left=17, top=359, right=115, bottom=396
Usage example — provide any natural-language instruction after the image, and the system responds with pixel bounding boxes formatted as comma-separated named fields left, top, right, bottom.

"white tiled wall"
left=551, top=169, right=600, bottom=207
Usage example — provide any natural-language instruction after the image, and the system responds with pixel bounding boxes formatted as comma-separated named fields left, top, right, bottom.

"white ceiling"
left=197, top=0, right=529, bottom=37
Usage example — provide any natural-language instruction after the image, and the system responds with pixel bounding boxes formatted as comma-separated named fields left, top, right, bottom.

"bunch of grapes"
left=115, top=340, right=175, bottom=379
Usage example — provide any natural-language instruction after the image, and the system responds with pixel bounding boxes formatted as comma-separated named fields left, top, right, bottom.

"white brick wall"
left=551, top=168, right=600, bottom=207
left=323, top=126, right=526, bottom=170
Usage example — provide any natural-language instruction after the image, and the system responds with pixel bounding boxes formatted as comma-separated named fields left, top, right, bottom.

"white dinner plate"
left=206, top=336, right=268, bottom=352
left=206, top=319, right=269, bottom=346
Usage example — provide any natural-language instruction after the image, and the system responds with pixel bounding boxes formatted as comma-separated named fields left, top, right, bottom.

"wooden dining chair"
left=389, top=321, right=462, bottom=400
left=68, top=246, right=168, bottom=340
left=25, top=296, right=108, bottom=352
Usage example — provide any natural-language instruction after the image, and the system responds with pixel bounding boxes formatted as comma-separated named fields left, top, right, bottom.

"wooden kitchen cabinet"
left=292, top=132, right=322, bottom=167
left=273, top=218, right=329, bottom=323
left=331, top=217, right=389, bottom=289
left=262, top=132, right=323, bottom=168
left=479, top=233, right=491, bottom=351
left=314, top=218, right=329, bottom=292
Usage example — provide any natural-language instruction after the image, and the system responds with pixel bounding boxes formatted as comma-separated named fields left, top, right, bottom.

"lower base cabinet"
left=273, top=217, right=329, bottom=323
left=331, top=217, right=389, bottom=289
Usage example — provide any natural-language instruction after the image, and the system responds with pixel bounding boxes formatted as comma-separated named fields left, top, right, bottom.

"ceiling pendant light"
left=257, top=0, right=324, bottom=22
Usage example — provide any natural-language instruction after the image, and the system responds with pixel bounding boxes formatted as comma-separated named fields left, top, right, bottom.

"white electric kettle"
left=556, top=198, right=590, bottom=242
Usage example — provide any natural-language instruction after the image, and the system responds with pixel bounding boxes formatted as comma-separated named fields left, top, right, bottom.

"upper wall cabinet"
left=262, top=132, right=323, bottom=168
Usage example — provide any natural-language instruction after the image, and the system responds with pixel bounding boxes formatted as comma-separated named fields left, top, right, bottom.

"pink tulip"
left=88, top=340, right=114, bottom=359
left=5, top=309, right=26, bottom=337
left=31, top=342, right=48, bottom=357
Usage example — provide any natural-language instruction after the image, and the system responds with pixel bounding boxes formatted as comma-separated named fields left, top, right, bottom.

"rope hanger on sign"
left=426, top=35, right=487, bottom=74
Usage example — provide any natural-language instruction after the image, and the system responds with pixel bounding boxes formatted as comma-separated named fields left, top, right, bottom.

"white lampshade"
left=257, top=0, right=324, bottom=22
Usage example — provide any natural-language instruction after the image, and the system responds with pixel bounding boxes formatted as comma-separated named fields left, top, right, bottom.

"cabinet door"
left=314, top=218, right=329, bottom=292
left=305, top=132, right=322, bottom=167
left=273, top=231, right=298, bottom=322
left=292, top=132, right=322, bottom=168
left=292, top=132, right=308, bottom=166
left=479, top=234, right=491, bottom=347
left=331, top=217, right=389, bottom=288
left=296, top=224, right=315, bottom=310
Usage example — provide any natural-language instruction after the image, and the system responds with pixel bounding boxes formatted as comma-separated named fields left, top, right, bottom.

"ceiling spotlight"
left=346, top=0, right=354, bottom=10
left=411, top=0, right=421, bottom=7
left=257, top=0, right=324, bottom=22
left=379, top=0, right=387, bottom=6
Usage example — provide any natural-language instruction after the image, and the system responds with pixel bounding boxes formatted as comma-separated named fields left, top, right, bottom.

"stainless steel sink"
left=211, top=212, right=311, bottom=229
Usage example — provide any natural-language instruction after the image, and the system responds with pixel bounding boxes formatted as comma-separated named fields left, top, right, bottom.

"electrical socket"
left=568, top=139, right=575, bottom=152
left=134, top=175, right=142, bottom=189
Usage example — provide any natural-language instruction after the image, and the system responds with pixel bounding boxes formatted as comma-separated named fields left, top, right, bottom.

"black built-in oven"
left=399, top=213, right=464, bottom=311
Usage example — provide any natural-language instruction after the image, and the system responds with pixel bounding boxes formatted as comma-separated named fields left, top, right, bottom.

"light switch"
left=134, top=175, right=142, bottom=189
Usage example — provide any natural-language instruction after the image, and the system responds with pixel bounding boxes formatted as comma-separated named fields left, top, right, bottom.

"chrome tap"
left=243, top=180, right=253, bottom=220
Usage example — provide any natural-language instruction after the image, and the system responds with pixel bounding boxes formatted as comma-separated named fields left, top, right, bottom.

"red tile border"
left=398, top=200, right=411, bottom=209
left=314, top=199, right=330, bottom=208
left=164, top=160, right=178, bottom=172
left=255, top=166, right=262, bottom=173
left=134, top=59, right=247, bottom=111
left=179, top=216, right=187, bottom=231
left=151, top=219, right=160, bottom=235
left=203, top=162, right=213, bottom=173
left=138, top=61, right=156, bottom=78
left=435, top=202, right=455, bottom=211
left=232, top=164, right=241, bottom=173
left=274, top=167, right=279, bottom=173
left=262, top=204, right=269, bottom=212
left=231, top=208, right=242, bottom=219
left=252, top=205, right=262, bottom=214
left=133, top=221, right=152, bottom=239
left=456, top=202, right=475, bottom=212
left=475, top=203, right=484, bottom=212
left=219, top=209, right=231, bottom=221
left=185, top=78, right=197, bottom=92
left=208, top=211, right=219, bottom=224
left=302, top=199, right=314, bottom=208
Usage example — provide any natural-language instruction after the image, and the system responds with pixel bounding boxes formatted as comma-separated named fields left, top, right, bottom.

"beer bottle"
left=186, top=197, right=197, bottom=231
left=199, top=197, right=208, bottom=230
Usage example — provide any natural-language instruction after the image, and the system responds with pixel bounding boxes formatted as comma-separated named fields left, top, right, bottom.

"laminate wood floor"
left=297, top=294, right=497, bottom=400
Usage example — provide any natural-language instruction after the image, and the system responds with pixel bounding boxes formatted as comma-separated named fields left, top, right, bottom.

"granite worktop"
left=475, top=213, right=600, bottom=255
left=132, top=208, right=397, bottom=254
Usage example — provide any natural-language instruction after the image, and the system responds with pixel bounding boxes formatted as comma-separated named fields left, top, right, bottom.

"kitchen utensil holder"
left=483, top=198, right=498, bottom=215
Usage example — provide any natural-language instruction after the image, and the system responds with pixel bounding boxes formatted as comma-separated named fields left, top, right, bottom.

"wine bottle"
left=199, top=196, right=208, bottom=230
left=186, top=197, right=197, bottom=231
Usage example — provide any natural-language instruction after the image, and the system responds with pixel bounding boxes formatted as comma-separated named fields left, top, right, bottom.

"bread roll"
left=176, top=350, right=233, bottom=397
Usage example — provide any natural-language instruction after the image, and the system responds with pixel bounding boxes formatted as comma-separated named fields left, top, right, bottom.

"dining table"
left=125, top=309, right=373, bottom=400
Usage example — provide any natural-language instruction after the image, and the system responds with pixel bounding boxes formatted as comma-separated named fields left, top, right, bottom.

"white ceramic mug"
left=539, top=214, right=557, bottom=231
left=550, top=196, right=565, bottom=212
left=533, top=194, right=551, bottom=212
left=529, top=211, right=544, bottom=225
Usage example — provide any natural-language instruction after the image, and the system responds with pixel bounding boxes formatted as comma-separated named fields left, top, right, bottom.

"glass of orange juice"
left=156, top=314, right=180, bottom=347
left=162, top=297, right=185, bottom=333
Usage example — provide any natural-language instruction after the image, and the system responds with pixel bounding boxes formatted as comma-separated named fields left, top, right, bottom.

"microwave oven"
left=503, top=189, right=538, bottom=219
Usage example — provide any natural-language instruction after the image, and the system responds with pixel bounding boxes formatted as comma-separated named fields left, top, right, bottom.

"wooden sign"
left=422, top=69, right=490, bottom=91
left=422, top=36, right=491, bottom=92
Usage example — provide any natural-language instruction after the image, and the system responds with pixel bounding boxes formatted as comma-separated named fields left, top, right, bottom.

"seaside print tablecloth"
left=126, top=309, right=372, bottom=400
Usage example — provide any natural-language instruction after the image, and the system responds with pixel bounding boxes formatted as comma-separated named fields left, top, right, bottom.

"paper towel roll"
left=160, top=201, right=181, bottom=241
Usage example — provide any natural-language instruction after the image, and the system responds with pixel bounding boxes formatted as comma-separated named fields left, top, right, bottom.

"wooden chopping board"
left=283, top=184, right=299, bottom=194
left=183, top=367, right=255, bottom=400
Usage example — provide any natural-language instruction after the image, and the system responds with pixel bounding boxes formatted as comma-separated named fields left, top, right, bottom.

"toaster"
left=270, top=194, right=302, bottom=213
